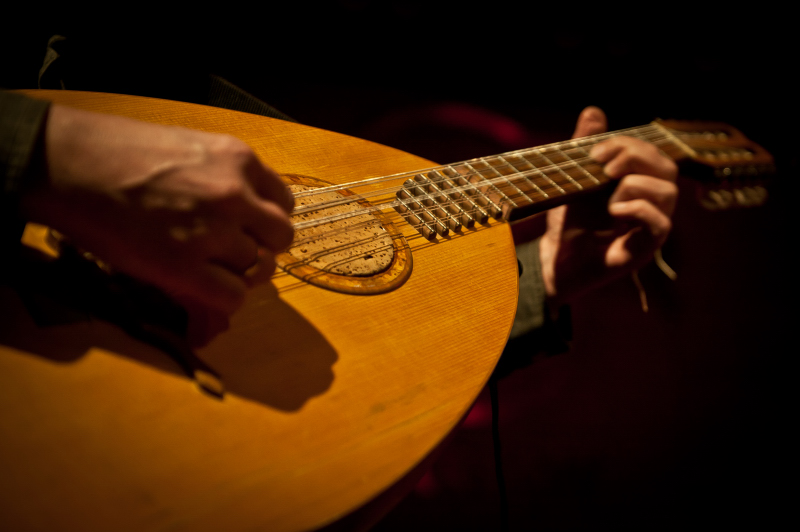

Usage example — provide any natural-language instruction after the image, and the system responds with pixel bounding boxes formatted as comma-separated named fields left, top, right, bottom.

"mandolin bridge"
left=394, top=170, right=502, bottom=240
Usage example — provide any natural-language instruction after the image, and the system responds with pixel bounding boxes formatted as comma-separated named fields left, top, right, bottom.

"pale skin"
left=533, top=106, right=679, bottom=309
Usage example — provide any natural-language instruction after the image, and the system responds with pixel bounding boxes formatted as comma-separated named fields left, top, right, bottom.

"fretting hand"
left=536, top=106, right=678, bottom=308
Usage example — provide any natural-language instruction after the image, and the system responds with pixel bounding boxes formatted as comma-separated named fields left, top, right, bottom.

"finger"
left=572, top=106, right=608, bottom=139
left=608, top=198, right=673, bottom=246
left=245, top=156, right=295, bottom=213
left=243, top=248, right=277, bottom=287
left=590, top=137, right=678, bottom=182
left=602, top=201, right=673, bottom=272
left=609, top=174, right=678, bottom=217
left=206, top=228, right=260, bottom=274
left=241, top=199, right=295, bottom=253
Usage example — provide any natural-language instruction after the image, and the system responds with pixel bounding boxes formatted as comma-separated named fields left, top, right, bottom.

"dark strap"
left=206, top=74, right=296, bottom=122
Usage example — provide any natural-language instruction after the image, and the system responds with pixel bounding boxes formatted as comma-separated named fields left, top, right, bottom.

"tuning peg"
left=698, top=185, right=768, bottom=210
left=701, top=188, right=735, bottom=210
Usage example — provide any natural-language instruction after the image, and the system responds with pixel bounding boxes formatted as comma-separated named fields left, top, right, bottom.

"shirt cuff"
left=1, top=90, right=51, bottom=249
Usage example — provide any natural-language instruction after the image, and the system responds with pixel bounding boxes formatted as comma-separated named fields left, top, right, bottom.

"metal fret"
left=409, top=177, right=452, bottom=236
left=552, top=145, right=602, bottom=186
left=385, top=123, right=681, bottom=239
left=395, top=187, right=441, bottom=240
left=532, top=148, right=584, bottom=190
left=498, top=153, right=550, bottom=201
left=441, top=166, right=491, bottom=224
left=494, top=155, right=537, bottom=207
left=428, top=169, right=477, bottom=228
left=420, top=172, right=463, bottom=231
left=517, top=149, right=567, bottom=196
left=470, top=156, right=522, bottom=209
left=452, top=161, right=504, bottom=218
left=461, top=159, right=513, bottom=209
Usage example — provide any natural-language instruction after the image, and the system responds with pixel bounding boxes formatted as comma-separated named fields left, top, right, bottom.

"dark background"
left=3, top=2, right=794, bottom=530
left=3, top=2, right=794, bottom=161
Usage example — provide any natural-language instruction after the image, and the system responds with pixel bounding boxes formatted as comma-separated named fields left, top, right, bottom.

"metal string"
left=291, top=123, right=661, bottom=201
left=289, top=126, right=672, bottom=232
left=282, top=124, right=679, bottom=267
left=289, top=131, right=674, bottom=235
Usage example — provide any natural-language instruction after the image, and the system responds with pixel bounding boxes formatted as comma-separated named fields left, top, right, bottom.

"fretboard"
left=390, top=123, right=690, bottom=238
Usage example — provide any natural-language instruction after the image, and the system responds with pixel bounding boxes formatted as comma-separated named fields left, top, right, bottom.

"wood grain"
left=0, top=91, right=519, bottom=531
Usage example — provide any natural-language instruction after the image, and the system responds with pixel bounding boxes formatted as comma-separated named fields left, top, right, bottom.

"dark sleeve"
left=509, top=238, right=548, bottom=339
left=1, top=90, right=51, bottom=248
left=494, top=238, right=571, bottom=378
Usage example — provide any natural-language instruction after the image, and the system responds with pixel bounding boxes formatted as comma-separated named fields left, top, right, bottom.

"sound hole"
left=275, top=175, right=413, bottom=295
left=288, top=184, right=395, bottom=276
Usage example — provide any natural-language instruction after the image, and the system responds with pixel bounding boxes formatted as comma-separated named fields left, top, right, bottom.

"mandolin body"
left=0, top=91, right=519, bottom=531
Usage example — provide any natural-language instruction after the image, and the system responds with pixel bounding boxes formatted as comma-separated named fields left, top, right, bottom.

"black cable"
left=489, top=374, right=510, bottom=531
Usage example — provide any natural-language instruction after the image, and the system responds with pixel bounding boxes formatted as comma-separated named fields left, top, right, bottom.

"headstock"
left=655, top=120, right=776, bottom=210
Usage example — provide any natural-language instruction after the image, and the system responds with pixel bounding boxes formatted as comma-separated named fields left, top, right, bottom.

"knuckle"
left=214, top=178, right=246, bottom=197
left=207, top=135, right=258, bottom=171
left=208, top=179, right=250, bottom=207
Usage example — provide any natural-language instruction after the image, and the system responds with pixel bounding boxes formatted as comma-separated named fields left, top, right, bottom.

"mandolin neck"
left=387, top=123, right=692, bottom=235
left=293, top=119, right=773, bottom=241
left=478, top=122, right=691, bottom=221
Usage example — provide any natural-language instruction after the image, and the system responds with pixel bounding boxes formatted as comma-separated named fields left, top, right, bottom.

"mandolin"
left=0, top=90, right=774, bottom=531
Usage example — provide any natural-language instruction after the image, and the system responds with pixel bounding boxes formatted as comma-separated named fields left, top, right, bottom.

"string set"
left=284, top=123, right=680, bottom=253
left=293, top=125, right=671, bottom=235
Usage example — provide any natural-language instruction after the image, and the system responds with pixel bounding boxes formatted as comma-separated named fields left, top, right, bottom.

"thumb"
left=572, top=106, right=608, bottom=139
